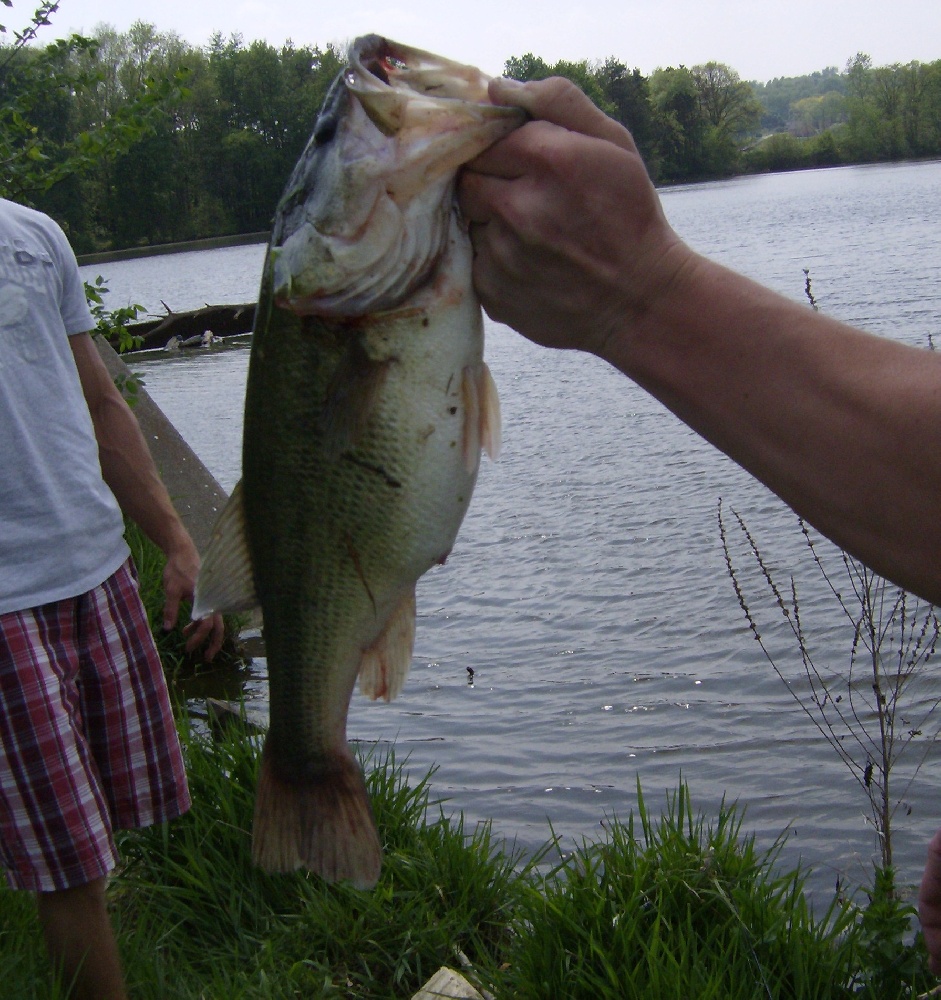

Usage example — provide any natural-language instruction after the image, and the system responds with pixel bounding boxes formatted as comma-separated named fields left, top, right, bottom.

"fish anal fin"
left=461, top=362, right=501, bottom=473
left=358, top=589, right=416, bottom=702
left=192, top=480, right=258, bottom=618
left=252, top=740, right=381, bottom=889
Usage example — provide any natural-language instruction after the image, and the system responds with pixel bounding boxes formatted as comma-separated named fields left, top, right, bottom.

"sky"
left=47, top=0, right=941, bottom=83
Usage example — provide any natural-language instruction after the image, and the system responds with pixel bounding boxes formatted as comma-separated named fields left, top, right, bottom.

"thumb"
left=489, top=76, right=639, bottom=154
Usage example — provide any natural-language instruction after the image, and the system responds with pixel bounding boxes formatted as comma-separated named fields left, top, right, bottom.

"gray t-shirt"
left=0, top=198, right=129, bottom=613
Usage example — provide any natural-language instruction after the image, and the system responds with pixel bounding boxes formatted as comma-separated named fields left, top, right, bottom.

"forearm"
left=70, top=332, right=198, bottom=572
left=606, top=251, right=941, bottom=603
left=70, top=322, right=222, bottom=654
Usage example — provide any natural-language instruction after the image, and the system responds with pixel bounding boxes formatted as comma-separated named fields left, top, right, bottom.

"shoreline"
left=76, top=231, right=268, bottom=266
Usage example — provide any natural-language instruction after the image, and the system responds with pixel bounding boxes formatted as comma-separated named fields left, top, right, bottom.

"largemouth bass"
left=192, top=36, right=523, bottom=888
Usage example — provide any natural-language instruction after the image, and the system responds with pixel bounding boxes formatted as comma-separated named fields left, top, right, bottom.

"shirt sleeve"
left=49, top=220, right=95, bottom=336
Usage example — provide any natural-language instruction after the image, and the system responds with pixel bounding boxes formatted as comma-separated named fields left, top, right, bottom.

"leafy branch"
left=84, top=276, right=145, bottom=405
left=1, top=3, right=188, bottom=202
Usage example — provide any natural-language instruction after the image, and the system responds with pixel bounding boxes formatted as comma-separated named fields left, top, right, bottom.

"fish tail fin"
left=252, top=739, right=381, bottom=889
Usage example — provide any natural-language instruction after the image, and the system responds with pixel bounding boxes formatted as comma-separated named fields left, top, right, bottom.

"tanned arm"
left=459, top=76, right=941, bottom=606
left=69, top=332, right=224, bottom=659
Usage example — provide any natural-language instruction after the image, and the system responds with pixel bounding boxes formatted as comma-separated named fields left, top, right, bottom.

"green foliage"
left=0, top=734, right=934, bottom=997
left=0, top=7, right=187, bottom=218
left=111, top=727, right=525, bottom=998
left=8, top=4, right=941, bottom=246
left=649, top=66, right=707, bottom=179
left=751, top=67, right=846, bottom=131
left=743, top=132, right=813, bottom=173
left=83, top=275, right=145, bottom=403
left=122, top=517, right=246, bottom=677
left=850, top=867, right=933, bottom=998
left=504, top=51, right=613, bottom=115
left=504, top=783, right=859, bottom=999
left=750, top=54, right=941, bottom=170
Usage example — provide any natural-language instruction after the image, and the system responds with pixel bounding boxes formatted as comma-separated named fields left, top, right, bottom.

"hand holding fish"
left=161, top=533, right=225, bottom=661
left=460, top=73, right=941, bottom=609
left=458, top=76, right=690, bottom=358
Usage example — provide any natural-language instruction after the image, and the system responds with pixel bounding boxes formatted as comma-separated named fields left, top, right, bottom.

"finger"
left=184, top=615, right=225, bottom=662
left=162, top=591, right=181, bottom=632
left=490, top=76, right=639, bottom=154
left=457, top=170, right=510, bottom=223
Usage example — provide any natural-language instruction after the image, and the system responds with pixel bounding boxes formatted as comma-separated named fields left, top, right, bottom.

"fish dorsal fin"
left=191, top=479, right=259, bottom=618
left=358, top=589, right=416, bottom=702
left=461, top=361, right=502, bottom=473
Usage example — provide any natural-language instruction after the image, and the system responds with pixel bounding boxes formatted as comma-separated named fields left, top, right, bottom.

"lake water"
left=81, top=160, right=941, bottom=900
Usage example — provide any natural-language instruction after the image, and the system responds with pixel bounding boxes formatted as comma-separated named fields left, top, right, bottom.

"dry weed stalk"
left=719, top=501, right=941, bottom=873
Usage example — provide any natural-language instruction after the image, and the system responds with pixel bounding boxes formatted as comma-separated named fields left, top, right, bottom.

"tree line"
left=2, top=6, right=940, bottom=253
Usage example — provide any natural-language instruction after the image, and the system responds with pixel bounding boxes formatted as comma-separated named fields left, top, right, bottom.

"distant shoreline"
left=76, top=231, right=269, bottom=266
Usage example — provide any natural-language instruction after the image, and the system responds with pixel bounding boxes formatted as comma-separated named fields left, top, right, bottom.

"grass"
left=122, top=518, right=249, bottom=677
left=108, top=721, right=525, bottom=999
left=1, top=525, right=937, bottom=998
left=505, top=784, right=860, bottom=999
left=1, top=721, right=935, bottom=998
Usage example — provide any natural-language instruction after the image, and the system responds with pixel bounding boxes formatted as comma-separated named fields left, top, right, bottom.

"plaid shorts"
left=0, top=558, right=191, bottom=891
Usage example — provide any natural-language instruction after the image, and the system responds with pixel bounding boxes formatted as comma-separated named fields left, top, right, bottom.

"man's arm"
left=459, top=77, right=941, bottom=606
left=69, top=332, right=224, bottom=659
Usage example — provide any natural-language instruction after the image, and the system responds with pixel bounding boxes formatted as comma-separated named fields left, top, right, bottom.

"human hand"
left=919, top=828, right=941, bottom=974
left=162, top=536, right=225, bottom=662
left=458, top=76, right=692, bottom=359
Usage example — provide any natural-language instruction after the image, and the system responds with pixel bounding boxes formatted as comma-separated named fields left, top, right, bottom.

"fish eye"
left=314, top=115, right=338, bottom=146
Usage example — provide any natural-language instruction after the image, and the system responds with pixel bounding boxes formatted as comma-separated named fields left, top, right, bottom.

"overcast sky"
left=51, top=0, right=940, bottom=83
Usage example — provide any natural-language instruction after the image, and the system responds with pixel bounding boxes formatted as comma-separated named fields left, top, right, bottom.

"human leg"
left=36, top=876, right=128, bottom=1000
left=1, top=567, right=187, bottom=997
left=0, top=599, right=125, bottom=993
left=78, top=559, right=190, bottom=827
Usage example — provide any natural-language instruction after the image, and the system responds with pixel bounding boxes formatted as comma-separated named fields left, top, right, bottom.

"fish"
left=192, top=35, right=524, bottom=889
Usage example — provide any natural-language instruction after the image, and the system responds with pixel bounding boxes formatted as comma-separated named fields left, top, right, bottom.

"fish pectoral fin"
left=252, top=740, right=381, bottom=888
left=479, top=361, right=502, bottom=462
left=358, top=589, right=416, bottom=702
left=321, top=341, right=394, bottom=458
left=461, top=362, right=502, bottom=473
left=191, top=480, right=259, bottom=618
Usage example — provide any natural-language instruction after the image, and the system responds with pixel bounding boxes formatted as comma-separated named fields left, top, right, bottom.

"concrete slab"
left=95, top=336, right=228, bottom=554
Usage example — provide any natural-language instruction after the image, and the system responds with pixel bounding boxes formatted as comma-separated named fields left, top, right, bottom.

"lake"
left=81, top=159, right=941, bottom=900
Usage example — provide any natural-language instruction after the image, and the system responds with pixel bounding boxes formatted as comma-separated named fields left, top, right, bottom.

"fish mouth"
left=346, top=35, right=521, bottom=137
left=268, top=37, right=524, bottom=319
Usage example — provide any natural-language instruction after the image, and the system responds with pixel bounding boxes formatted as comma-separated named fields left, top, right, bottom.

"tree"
left=692, top=62, right=761, bottom=136
left=649, top=66, right=705, bottom=179
left=1, top=3, right=184, bottom=248
left=790, top=92, right=846, bottom=136
left=503, top=52, right=552, bottom=81
left=503, top=52, right=612, bottom=114
left=751, top=67, right=844, bottom=131
left=594, top=58, right=658, bottom=174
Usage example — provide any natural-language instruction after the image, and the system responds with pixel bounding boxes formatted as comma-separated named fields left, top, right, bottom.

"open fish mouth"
left=346, top=35, right=502, bottom=133
left=268, top=35, right=523, bottom=319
